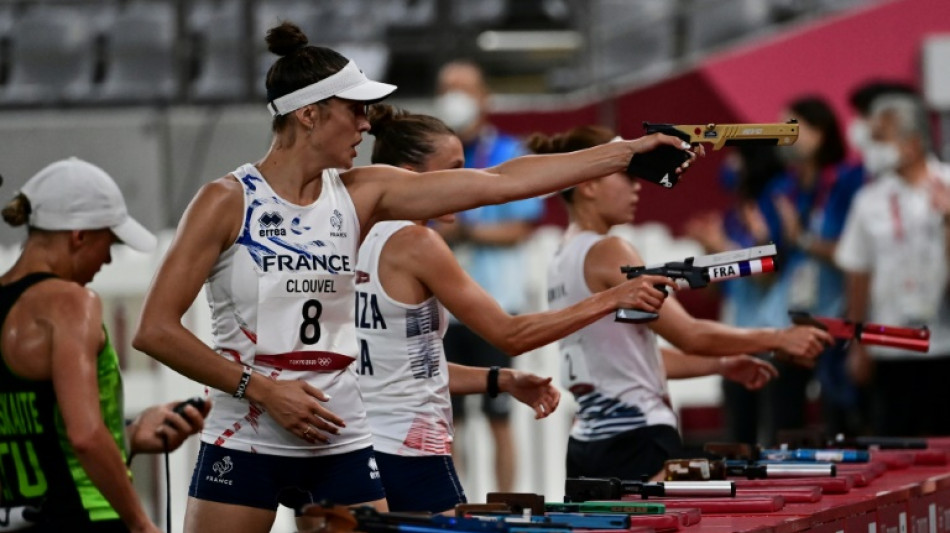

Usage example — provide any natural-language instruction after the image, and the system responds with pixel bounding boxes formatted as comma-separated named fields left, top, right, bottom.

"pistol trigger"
left=654, top=284, right=669, bottom=297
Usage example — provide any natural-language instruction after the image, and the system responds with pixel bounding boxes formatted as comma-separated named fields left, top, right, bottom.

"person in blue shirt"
left=768, top=96, right=866, bottom=438
left=686, top=144, right=789, bottom=445
left=687, top=97, right=866, bottom=443
left=433, top=60, right=544, bottom=492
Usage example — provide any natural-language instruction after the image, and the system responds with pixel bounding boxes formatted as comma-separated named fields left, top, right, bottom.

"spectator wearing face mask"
left=835, top=94, right=950, bottom=436
left=685, top=144, right=789, bottom=445
left=847, top=81, right=918, bottom=179
left=431, top=60, right=545, bottom=493
left=768, top=96, right=866, bottom=438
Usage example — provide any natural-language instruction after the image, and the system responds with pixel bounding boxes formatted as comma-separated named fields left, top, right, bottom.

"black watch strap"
left=487, top=366, right=501, bottom=398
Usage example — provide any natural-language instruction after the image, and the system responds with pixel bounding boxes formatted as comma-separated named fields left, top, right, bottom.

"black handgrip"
left=788, top=310, right=827, bottom=330
left=615, top=308, right=659, bottom=323
left=626, top=146, right=690, bottom=189
left=614, top=284, right=668, bottom=323
left=172, top=397, right=206, bottom=416
left=628, top=122, right=693, bottom=188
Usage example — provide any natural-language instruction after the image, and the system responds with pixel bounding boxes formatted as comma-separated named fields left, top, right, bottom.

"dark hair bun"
left=266, top=21, right=309, bottom=57
left=2, top=193, right=31, bottom=227
left=527, top=126, right=616, bottom=155
left=526, top=133, right=558, bottom=155
left=367, top=104, right=403, bottom=138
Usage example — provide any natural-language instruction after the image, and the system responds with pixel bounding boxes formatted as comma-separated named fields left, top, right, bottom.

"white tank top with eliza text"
left=356, top=221, right=452, bottom=456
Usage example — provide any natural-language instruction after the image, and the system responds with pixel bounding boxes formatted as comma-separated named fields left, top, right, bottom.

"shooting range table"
left=661, top=446, right=950, bottom=533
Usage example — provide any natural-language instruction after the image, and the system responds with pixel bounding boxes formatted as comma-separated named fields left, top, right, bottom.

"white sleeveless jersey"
left=355, top=221, right=452, bottom=456
left=201, top=163, right=371, bottom=457
left=546, top=231, right=676, bottom=442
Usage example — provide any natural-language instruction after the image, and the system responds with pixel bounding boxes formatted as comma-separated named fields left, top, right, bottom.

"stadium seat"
left=325, top=1, right=386, bottom=43
left=190, top=1, right=246, bottom=101
left=98, top=2, right=177, bottom=102
left=684, top=0, right=773, bottom=55
left=451, top=0, right=508, bottom=26
left=0, top=4, right=12, bottom=36
left=383, top=0, right=437, bottom=29
left=2, top=6, right=98, bottom=105
left=592, top=0, right=676, bottom=81
left=335, top=42, right=391, bottom=82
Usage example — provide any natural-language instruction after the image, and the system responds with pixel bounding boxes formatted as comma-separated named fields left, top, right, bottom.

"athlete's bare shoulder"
left=339, top=165, right=410, bottom=187
left=340, top=166, right=417, bottom=231
left=382, top=223, right=451, bottom=272
left=584, top=235, right=645, bottom=292
left=23, top=278, right=100, bottom=321
left=178, top=174, right=245, bottom=249
left=2, top=278, right=101, bottom=370
left=393, top=223, right=448, bottom=256
left=587, top=235, right=644, bottom=266
left=197, top=174, right=245, bottom=208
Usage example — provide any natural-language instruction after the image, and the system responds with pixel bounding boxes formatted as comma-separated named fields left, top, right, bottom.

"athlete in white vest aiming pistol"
left=538, top=126, right=833, bottom=480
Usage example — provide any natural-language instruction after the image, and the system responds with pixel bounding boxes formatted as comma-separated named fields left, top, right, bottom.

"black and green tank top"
left=0, top=272, right=129, bottom=526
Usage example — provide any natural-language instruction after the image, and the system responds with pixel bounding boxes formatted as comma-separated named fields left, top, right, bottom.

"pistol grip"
left=615, top=308, right=659, bottom=323
left=626, top=147, right=690, bottom=189
left=614, top=284, right=668, bottom=323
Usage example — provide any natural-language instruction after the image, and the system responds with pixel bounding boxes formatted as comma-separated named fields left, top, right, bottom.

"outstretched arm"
left=583, top=235, right=832, bottom=360
left=394, top=226, right=674, bottom=356
left=662, top=349, right=777, bottom=390
left=447, top=364, right=560, bottom=419
left=651, top=296, right=831, bottom=358
left=347, top=133, right=696, bottom=232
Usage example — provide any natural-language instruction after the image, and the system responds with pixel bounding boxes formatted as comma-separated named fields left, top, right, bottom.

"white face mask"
left=847, top=120, right=872, bottom=151
left=862, top=142, right=901, bottom=176
left=435, top=91, right=480, bottom=133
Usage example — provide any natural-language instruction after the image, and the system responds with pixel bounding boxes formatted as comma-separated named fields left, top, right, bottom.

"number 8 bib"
left=256, top=271, right=357, bottom=372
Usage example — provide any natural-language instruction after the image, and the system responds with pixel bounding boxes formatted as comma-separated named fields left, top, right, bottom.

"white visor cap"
left=19, top=158, right=157, bottom=252
left=268, top=60, right=397, bottom=116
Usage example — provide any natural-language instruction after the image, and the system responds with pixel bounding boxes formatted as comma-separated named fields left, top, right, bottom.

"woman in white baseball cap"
left=132, top=21, right=696, bottom=533
left=0, top=158, right=209, bottom=532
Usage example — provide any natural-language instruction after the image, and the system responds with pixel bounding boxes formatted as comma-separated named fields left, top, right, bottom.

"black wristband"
left=487, top=366, right=501, bottom=398
left=234, top=365, right=252, bottom=399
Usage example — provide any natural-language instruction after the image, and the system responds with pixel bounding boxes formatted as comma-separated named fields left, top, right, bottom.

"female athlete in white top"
left=537, top=126, right=834, bottom=480
left=357, top=106, right=678, bottom=513
left=132, top=23, right=695, bottom=533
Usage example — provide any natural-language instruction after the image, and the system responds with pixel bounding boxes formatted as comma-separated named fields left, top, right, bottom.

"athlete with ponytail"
left=357, top=105, right=680, bottom=513
left=535, top=126, right=834, bottom=480
left=0, top=159, right=208, bottom=533
left=132, top=22, right=696, bottom=533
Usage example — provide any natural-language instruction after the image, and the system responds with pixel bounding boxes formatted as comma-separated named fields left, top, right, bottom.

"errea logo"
left=258, top=211, right=286, bottom=237
left=330, top=209, right=347, bottom=238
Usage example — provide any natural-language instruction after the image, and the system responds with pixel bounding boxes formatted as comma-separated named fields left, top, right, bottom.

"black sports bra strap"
left=0, top=272, right=58, bottom=327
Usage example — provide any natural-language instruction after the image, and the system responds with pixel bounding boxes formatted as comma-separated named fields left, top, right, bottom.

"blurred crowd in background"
left=438, top=61, right=950, bottom=478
